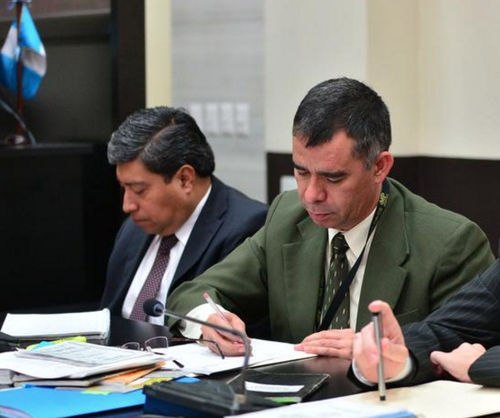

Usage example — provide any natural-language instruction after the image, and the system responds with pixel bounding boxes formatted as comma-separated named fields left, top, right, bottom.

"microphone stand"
left=142, top=300, right=281, bottom=416
left=162, top=308, right=250, bottom=403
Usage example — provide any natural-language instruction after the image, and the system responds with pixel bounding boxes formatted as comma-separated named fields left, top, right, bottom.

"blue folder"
left=0, top=386, right=145, bottom=418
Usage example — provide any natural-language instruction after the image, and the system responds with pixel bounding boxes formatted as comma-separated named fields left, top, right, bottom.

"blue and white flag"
left=0, top=4, right=46, bottom=99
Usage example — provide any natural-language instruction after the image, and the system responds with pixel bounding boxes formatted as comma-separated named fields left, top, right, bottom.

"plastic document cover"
left=229, top=370, right=329, bottom=403
left=143, top=379, right=280, bottom=418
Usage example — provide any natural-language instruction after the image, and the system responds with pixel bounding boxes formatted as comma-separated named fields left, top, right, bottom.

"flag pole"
left=15, top=0, right=27, bottom=144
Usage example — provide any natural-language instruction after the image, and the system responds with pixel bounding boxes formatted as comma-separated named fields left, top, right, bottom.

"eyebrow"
left=119, top=180, right=148, bottom=188
left=293, top=162, right=348, bottom=180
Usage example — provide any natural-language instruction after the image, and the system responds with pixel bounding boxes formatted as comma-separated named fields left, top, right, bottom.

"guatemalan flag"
left=0, top=4, right=46, bottom=99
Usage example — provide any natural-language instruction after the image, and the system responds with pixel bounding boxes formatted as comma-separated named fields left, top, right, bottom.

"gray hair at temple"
left=292, top=77, right=392, bottom=169
left=107, top=106, right=215, bottom=180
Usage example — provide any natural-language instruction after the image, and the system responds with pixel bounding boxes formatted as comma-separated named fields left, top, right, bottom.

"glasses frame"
left=121, top=335, right=225, bottom=359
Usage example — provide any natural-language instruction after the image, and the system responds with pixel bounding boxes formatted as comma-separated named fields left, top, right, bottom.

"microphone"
left=142, top=300, right=283, bottom=416
left=143, top=298, right=250, bottom=398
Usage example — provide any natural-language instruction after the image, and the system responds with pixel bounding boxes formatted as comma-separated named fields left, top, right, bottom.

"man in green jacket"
left=168, top=77, right=494, bottom=358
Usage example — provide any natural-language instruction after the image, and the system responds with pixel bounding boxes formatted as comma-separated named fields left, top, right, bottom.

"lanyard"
left=316, top=179, right=390, bottom=331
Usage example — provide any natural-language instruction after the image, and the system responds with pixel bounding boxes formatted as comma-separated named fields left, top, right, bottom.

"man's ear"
left=176, top=165, right=196, bottom=192
left=373, top=151, right=394, bottom=184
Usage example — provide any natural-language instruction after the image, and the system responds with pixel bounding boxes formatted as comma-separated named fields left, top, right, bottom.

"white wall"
left=264, top=0, right=368, bottom=153
left=418, top=0, right=500, bottom=159
left=265, top=0, right=500, bottom=160
left=144, top=0, right=500, bottom=201
left=367, top=0, right=419, bottom=156
left=170, top=0, right=266, bottom=202
left=145, top=0, right=172, bottom=107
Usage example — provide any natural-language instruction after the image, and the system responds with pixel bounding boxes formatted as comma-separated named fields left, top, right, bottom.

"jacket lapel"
left=171, top=177, right=226, bottom=288
left=283, top=217, right=327, bottom=342
left=355, top=184, right=410, bottom=329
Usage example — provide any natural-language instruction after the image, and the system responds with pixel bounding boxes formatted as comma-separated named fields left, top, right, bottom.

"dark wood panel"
left=0, top=144, right=121, bottom=313
left=110, top=0, right=146, bottom=128
left=391, top=157, right=500, bottom=255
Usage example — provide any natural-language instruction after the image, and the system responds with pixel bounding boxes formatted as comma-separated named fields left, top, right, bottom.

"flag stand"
left=3, top=0, right=38, bottom=146
left=5, top=0, right=29, bottom=145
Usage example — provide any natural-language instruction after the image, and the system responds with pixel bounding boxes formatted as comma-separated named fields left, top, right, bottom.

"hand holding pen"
left=352, top=301, right=410, bottom=389
left=202, top=292, right=250, bottom=357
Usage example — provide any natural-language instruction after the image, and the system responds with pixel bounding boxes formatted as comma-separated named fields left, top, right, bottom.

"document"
left=0, top=342, right=163, bottom=379
left=339, top=380, right=500, bottom=418
left=1, top=309, right=110, bottom=341
left=224, top=397, right=413, bottom=418
left=233, top=380, right=500, bottom=418
left=160, top=338, right=316, bottom=375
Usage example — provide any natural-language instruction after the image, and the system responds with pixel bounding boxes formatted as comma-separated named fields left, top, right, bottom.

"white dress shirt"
left=122, top=186, right=212, bottom=325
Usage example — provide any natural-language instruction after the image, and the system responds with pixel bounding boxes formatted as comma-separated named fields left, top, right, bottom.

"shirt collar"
left=328, top=208, right=376, bottom=259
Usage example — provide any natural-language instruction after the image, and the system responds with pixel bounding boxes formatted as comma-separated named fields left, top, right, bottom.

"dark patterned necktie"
left=320, top=233, right=350, bottom=329
left=129, top=234, right=178, bottom=321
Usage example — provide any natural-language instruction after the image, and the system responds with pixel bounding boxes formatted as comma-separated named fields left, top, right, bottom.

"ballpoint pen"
left=202, top=292, right=249, bottom=351
left=203, top=292, right=234, bottom=329
left=372, top=312, right=386, bottom=401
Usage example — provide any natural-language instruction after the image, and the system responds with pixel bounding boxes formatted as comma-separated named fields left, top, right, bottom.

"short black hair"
left=293, top=77, right=391, bottom=168
left=107, top=106, right=215, bottom=180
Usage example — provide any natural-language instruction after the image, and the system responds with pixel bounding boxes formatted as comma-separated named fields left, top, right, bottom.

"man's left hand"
left=294, top=329, right=355, bottom=359
left=430, top=343, right=486, bottom=383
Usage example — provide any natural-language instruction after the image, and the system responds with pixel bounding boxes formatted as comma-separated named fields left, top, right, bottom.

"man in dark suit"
left=100, top=106, right=268, bottom=324
left=352, top=254, right=500, bottom=387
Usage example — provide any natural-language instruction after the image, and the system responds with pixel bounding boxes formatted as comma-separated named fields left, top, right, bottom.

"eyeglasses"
left=121, top=336, right=225, bottom=360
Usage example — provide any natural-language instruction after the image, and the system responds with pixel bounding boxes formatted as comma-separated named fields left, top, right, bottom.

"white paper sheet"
left=160, top=338, right=315, bottom=375
left=232, top=380, right=500, bottom=418
left=225, top=397, right=412, bottom=418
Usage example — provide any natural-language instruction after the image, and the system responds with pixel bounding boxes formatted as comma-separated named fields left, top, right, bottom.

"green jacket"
left=168, top=178, right=494, bottom=342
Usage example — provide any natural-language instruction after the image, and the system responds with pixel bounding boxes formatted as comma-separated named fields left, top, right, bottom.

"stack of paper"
left=1, top=309, right=111, bottom=342
left=0, top=341, right=164, bottom=381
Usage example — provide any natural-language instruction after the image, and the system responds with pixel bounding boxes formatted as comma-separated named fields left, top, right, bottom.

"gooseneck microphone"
left=142, top=299, right=280, bottom=416
left=143, top=299, right=250, bottom=398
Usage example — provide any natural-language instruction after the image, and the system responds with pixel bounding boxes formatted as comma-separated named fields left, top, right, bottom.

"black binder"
left=229, top=370, right=329, bottom=403
left=143, top=371, right=329, bottom=417
left=143, top=380, right=279, bottom=418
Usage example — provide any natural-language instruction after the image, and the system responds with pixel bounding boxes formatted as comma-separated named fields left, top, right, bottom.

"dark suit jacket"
left=403, top=253, right=500, bottom=386
left=168, top=178, right=494, bottom=341
left=100, top=176, right=268, bottom=315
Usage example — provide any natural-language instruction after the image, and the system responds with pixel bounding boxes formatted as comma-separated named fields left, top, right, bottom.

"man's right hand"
left=201, top=312, right=249, bottom=356
left=352, top=300, right=409, bottom=383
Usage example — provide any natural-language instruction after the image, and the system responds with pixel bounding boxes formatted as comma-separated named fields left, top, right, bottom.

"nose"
left=122, top=189, right=138, bottom=214
left=302, top=176, right=326, bottom=203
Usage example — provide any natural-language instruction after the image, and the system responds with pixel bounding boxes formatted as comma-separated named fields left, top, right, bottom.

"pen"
left=172, top=359, right=184, bottom=368
left=203, top=292, right=250, bottom=353
left=372, top=312, right=386, bottom=401
left=203, top=292, right=233, bottom=329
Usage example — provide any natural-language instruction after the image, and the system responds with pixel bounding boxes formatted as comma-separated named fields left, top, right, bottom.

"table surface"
left=0, top=315, right=363, bottom=417
left=107, top=317, right=362, bottom=415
